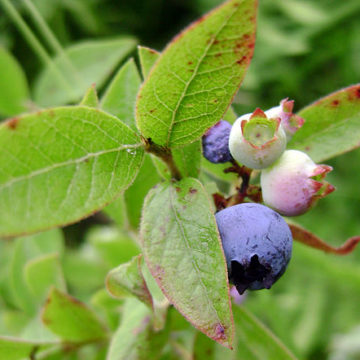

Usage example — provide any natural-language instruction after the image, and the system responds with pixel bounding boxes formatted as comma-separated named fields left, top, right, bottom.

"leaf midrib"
left=0, top=143, right=142, bottom=191
left=165, top=1, right=242, bottom=146
left=168, top=184, right=223, bottom=330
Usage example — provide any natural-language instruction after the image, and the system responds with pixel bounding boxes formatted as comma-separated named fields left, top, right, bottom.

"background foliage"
left=1, top=0, right=360, bottom=359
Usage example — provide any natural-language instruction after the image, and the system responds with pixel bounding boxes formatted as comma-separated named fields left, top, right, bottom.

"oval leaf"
left=34, top=37, right=136, bottom=107
left=42, top=287, right=108, bottom=343
left=136, top=0, right=257, bottom=147
left=0, top=106, right=144, bottom=237
left=289, top=84, right=360, bottom=162
left=140, top=178, right=234, bottom=348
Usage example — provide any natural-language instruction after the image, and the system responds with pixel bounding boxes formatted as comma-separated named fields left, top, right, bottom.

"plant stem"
left=143, top=138, right=182, bottom=180
left=0, top=0, right=75, bottom=97
left=22, top=0, right=85, bottom=89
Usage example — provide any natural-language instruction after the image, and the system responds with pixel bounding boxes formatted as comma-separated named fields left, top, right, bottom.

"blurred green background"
left=1, top=0, right=360, bottom=359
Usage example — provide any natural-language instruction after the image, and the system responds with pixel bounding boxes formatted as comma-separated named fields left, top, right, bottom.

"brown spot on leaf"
left=331, top=99, right=340, bottom=106
left=305, top=146, right=311, bottom=151
left=189, top=187, right=197, bottom=194
left=7, top=117, right=19, bottom=130
left=215, top=52, right=222, bottom=57
left=213, top=39, right=219, bottom=45
left=175, top=187, right=181, bottom=192
left=236, top=56, right=247, bottom=65
left=188, top=61, right=193, bottom=65
left=150, top=109, right=156, bottom=113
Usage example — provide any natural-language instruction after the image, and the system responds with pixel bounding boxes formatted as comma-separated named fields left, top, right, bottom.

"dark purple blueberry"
left=202, top=120, right=232, bottom=163
left=215, top=203, right=292, bottom=294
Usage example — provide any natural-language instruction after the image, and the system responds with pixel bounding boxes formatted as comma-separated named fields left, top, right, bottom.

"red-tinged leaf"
left=289, top=223, right=360, bottom=255
left=136, top=0, right=257, bottom=147
left=289, top=84, right=360, bottom=162
left=140, top=178, right=234, bottom=348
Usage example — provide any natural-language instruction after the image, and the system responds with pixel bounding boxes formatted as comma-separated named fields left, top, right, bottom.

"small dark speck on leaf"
left=331, top=99, right=340, bottom=106
left=189, top=188, right=197, bottom=194
left=213, top=39, right=219, bottom=45
left=305, top=146, right=311, bottom=151
left=150, top=109, right=156, bottom=113
left=175, top=187, right=181, bottom=192
left=215, top=52, right=222, bottom=57
left=188, top=61, right=193, bottom=65
left=7, top=117, right=19, bottom=130
left=236, top=56, right=247, bottom=65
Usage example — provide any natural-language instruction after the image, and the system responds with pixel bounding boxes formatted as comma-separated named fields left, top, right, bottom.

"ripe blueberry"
left=215, top=203, right=292, bottom=294
left=202, top=120, right=232, bottom=163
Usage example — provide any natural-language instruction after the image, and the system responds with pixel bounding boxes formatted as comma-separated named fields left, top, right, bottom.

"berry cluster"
left=202, top=99, right=334, bottom=294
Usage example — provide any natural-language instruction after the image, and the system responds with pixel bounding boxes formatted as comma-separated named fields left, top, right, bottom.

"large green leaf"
left=34, top=37, right=136, bottom=106
left=136, top=0, right=257, bottom=147
left=233, top=306, right=298, bottom=360
left=101, top=58, right=141, bottom=131
left=140, top=178, right=233, bottom=348
left=289, top=84, right=360, bottom=162
left=0, top=47, right=29, bottom=117
left=0, top=106, right=144, bottom=237
left=42, top=287, right=108, bottom=343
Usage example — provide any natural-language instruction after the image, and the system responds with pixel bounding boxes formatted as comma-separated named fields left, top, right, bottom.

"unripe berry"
left=229, top=108, right=287, bottom=169
left=202, top=120, right=232, bottom=163
left=261, top=150, right=335, bottom=216
left=215, top=203, right=292, bottom=295
left=265, top=98, right=304, bottom=140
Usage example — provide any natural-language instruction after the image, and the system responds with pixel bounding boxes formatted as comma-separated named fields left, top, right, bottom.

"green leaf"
left=101, top=58, right=141, bottom=131
left=34, top=37, right=137, bottom=106
left=140, top=178, right=234, bottom=348
left=0, top=47, right=29, bottom=117
left=0, top=336, right=51, bottom=360
left=233, top=306, right=298, bottom=360
left=24, top=253, right=66, bottom=302
left=80, top=85, right=99, bottom=107
left=107, top=298, right=166, bottom=360
left=150, top=155, right=172, bottom=180
left=289, top=84, right=360, bottom=162
left=106, top=255, right=153, bottom=307
left=42, top=287, right=108, bottom=343
left=124, top=154, right=161, bottom=229
left=173, top=141, right=201, bottom=178
left=138, top=46, right=160, bottom=79
left=87, top=225, right=139, bottom=267
left=9, top=229, right=64, bottom=314
left=0, top=106, right=144, bottom=237
left=136, top=0, right=257, bottom=147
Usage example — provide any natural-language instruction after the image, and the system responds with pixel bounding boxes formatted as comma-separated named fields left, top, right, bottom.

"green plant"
left=0, top=0, right=360, bottom=359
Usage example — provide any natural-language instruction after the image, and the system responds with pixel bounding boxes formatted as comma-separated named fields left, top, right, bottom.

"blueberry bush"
left=1, top=0, right=360, bottom=359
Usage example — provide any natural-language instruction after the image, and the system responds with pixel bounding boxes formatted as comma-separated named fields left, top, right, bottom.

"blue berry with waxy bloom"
left=215, top=203, right=292, bottom=295
left=202, top=120, right=232, bottom=163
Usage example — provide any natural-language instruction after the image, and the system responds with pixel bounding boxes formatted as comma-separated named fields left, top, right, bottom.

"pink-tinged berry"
left=261, top=150, right=335, bottom=216
left=265, top=98, right=304, bottom=140
left=229, top=108, right=287, bottom=169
